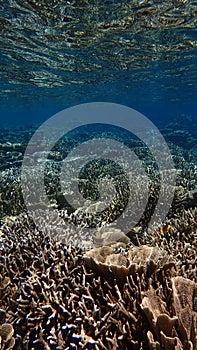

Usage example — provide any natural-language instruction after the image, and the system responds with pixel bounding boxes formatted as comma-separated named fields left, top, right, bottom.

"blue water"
left=0, top=0, right=197, bottom=139
left=1, top=79, right=197, bottom=136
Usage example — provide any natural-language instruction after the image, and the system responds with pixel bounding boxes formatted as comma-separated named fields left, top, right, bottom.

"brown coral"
left=0, top=310, right=15, bottom=350
left=0, top=207, right=196, bottom=349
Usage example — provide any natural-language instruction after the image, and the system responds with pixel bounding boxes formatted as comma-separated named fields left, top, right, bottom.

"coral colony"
left=0, top=124, right=197, bottom=349
left=0, top=208, right=196, bottom=349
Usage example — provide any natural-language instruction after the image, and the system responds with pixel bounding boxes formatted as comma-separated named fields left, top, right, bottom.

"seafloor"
left=0, top=123, right=196, bottom=350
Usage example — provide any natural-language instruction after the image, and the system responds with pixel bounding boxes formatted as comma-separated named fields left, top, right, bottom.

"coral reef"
left=0, top=207, right=196, bottom=349
left=0, top=126, right=196, bottom=223
left=0, top=126, right=196, bottom=349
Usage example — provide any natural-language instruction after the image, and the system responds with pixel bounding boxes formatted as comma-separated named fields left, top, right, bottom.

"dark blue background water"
left=1, top=79, right=197, bottom=140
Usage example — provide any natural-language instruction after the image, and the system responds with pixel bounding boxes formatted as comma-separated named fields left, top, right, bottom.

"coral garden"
left=0, top=125, right=196, bottom=349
